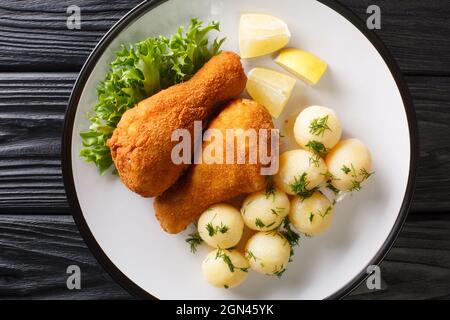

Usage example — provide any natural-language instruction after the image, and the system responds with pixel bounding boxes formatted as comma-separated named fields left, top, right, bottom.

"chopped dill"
left=273, top=267, right=286, bottom=278
left=289, top=173, right=318, bottom=199
left=309, top=115, right=331, bottom=137
left=326, top=182, right=340, bottom=195
left=309, top=154, right=321, bottom=167
left=255, top=218, right=265, bottom=228
left=216, top=249, right=248, bottom=273
left=206, top=221, right=229, bottom=237
left=245, top=250, right=258, bottom=262
left=265, top=182, right=276, bottom=201
left=186, top=231, right=203, bottom=253
left=341, top=165, right=351, bottom=174
left=321, top=206, right=332, bottom=218
left=270, top=207, right=284, bottom=216
left=280, top=217, right=300, bottom=262
left=266, top=221, right=276, bottom=229
left=306, top=140, right=329, bottom=156
left=347, top=164, right=374, bottom=192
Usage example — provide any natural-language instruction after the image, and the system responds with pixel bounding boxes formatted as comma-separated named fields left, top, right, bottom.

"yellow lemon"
left=239, top=13, right=291, bottom=59
left=246, top=67, right=296, bottom=118
left=276, top=48, right=327, bottom=85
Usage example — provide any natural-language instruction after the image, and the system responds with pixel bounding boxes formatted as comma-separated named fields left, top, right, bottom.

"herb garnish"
left=320, top=206, right=332, bottom=218
left=321, top=172, right=337, bottom=181
left=255, top=218, right=265, bottom=228
left=309, top=154, right=321, bottom=167
left=289, top=173, right=318, bottom=199
left=273, top=266, right=286, bottom=278
left=280, top=217, right=300, bottom=262
left=206, top=222, right=229, bottom=237
left=245, top=250, right=258, bottom=262
left=321, top=173, right=341, bottom=195
left=346, top=164, right=374, bottom=192
left=306, top=140, right=329, bottom=157
left=326, top=182, right=340, bottom=195
left=186, top=231, right=203, bottom=253
left=265, top=183, right=276, bottom=201
left=309, top=115, right=331, bottom=137
left=270, top=207, right=284, bottom=216
left=311, top=206, right=332, bottom=220
left=216, top=249, right=248, bottom=273
left=341, top=165, right=351, bottom=174
left=266, top=221, right=276, bottom=229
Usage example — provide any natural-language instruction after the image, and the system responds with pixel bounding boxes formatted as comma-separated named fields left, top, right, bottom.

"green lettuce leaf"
left=80, top=18, right=225, bottom=174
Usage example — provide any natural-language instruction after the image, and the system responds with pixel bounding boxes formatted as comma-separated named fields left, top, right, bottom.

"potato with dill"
left=294, top=106, right=342, bottom=151
left=289, top=191, right=334, bottom=236
left=325, top=139, right=373, bottom=192
left=245, top=231, right=290, bottom=276
left=202, top=249, right=249, bottom=289
left=198, top=204, right=244, bottom=249
left=241, top=187, right=290, bottom=231
left=273, top=149, right=327, bottom=197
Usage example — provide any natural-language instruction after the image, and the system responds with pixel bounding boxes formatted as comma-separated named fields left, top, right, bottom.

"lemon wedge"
left=246, top=67, right=296, bottom=118
left=276, top=48, right=327, bottom=85
left=239, top=14, right=291, bottom=59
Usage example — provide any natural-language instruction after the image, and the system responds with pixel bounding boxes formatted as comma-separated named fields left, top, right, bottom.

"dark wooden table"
left=0, top=0, right=449, bottom=300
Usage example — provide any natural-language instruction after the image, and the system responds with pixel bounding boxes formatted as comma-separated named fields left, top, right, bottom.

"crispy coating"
left=107, top=52, right=247, bottom=197
left=154, top=99, right=274, bottom=234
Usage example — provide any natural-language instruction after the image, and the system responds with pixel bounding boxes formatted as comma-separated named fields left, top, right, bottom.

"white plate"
left=62, top=0, right=417, bottom=299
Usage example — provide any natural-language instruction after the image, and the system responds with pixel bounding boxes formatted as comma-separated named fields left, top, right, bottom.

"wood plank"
left=1, top=73, right=449, bottom=213
left=0, top=73, right=75, bottom=213
left=347, top=213, right=450, bottom=299
left=339, top=0, right=450, bottom=75
left=0, top=215, right=130, bottom=299
left=1, top=213, right=449, bottom=299
left=0, top=0, right=448, bottom=74
left=409, top=76, right=450, bottom=212
left=0, top=0, right=142, bottom=72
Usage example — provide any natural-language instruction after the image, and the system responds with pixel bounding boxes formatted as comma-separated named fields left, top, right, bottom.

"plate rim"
left=61, top=0, right=418, bottom=300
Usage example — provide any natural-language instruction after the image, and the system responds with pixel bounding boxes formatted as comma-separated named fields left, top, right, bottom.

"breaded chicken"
left=107, top=52, right=247, bottom=197
left=154, top=99, right=274, bottom=234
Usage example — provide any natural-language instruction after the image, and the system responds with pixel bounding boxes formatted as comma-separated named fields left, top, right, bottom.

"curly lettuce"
left=80, top=18, right=225, bottom=174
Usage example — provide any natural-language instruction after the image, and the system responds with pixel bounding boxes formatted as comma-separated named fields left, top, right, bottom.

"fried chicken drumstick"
left=154, top=99, right=274, bottom=234
left=107, top=52, right=247, bottom=197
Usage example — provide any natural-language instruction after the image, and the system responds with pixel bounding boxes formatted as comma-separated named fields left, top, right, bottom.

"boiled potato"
left=325, top=139, right=373, bottom=192
left=294, top=106, right=342, bottom=151
left=198, top=204, right=244, bottom=249
left=202, top=249, right=249, bottom=289
left=289, top=191, right=334, bottom=236
left=273, top=149, right=327, bottom=196
left=241, top=188, right=290, bottom=231
left=245, top=231, right=290, bottom=275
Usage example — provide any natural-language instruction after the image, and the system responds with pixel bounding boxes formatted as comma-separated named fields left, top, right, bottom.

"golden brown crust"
left=154, top=98, right=274, bottom=234
left=107, top=51, right=247, bottom=197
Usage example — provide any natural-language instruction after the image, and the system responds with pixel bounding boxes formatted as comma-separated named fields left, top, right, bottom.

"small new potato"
left=273, top=149, right=328, bottom=195
left=198, top=204, right=244, bottom=249
left=294, top=106, right=342, bottom=150
left=289, top=191, right=334, bottom=236
left=241, top=188, right=290, bottom=231
left=325, top=139, right=373, bottom=192
left=245, top=231, right=290, bottom=275
left=202, top=249, right=249, bottom=289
